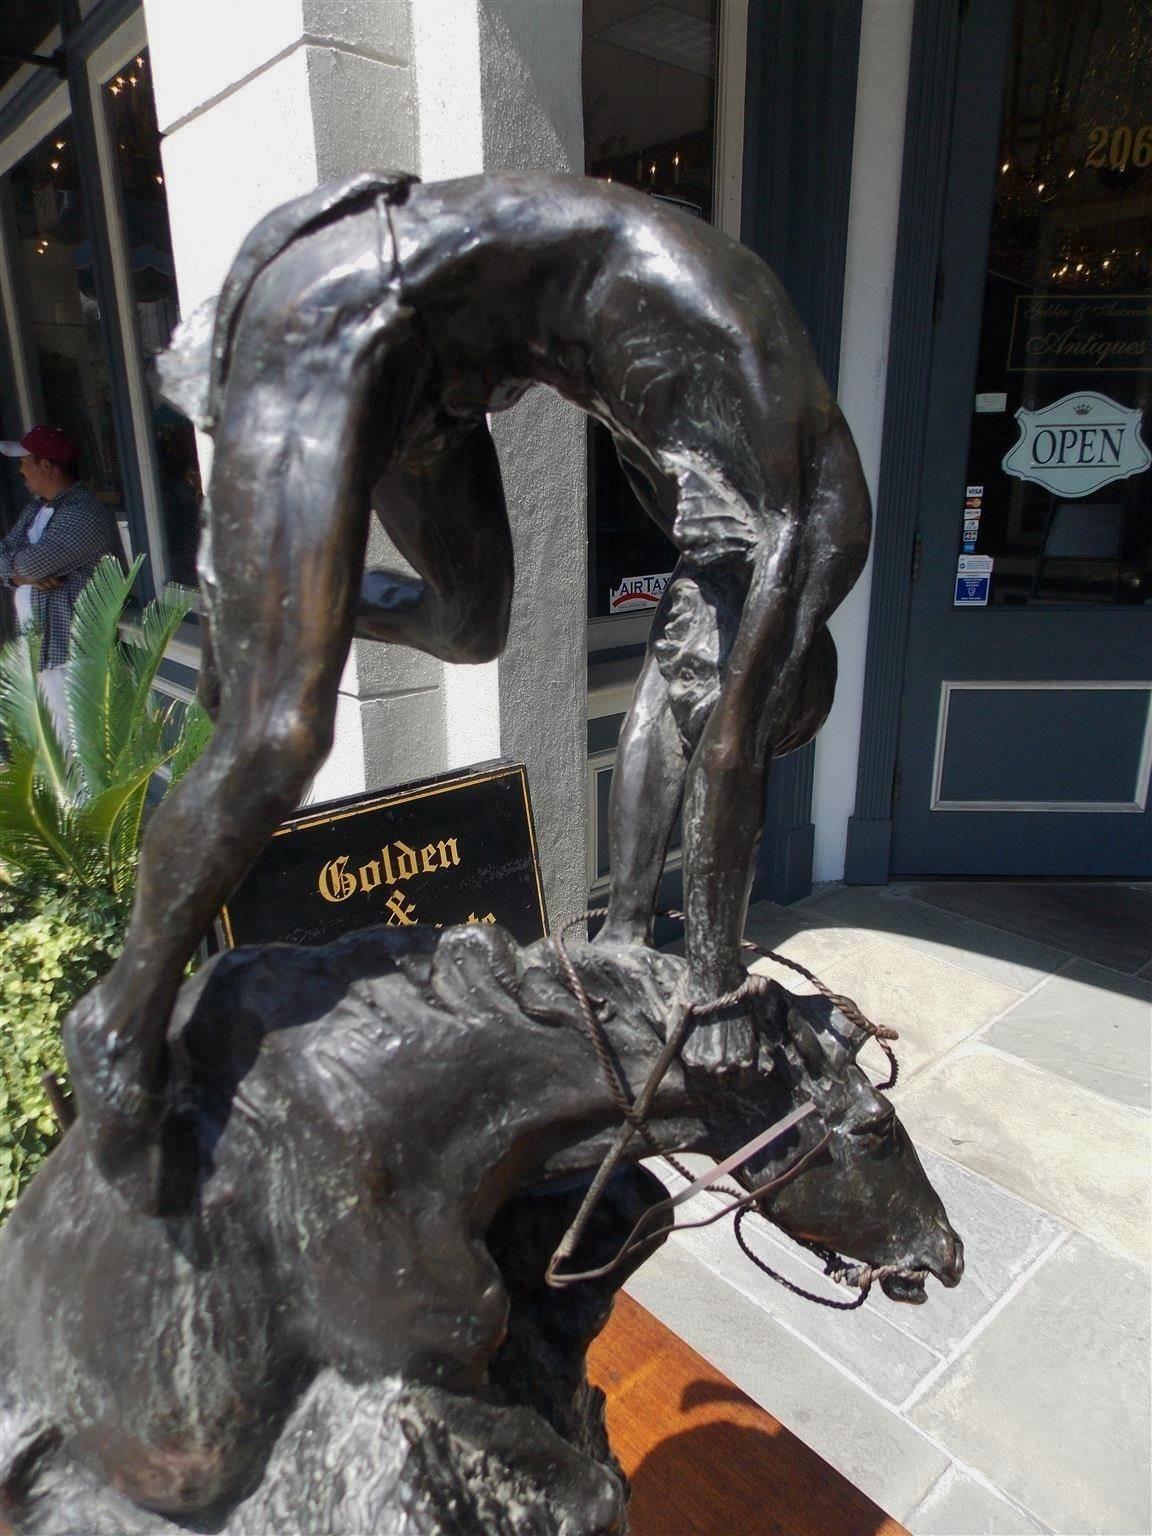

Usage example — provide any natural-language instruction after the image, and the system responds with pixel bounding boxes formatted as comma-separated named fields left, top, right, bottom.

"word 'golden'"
left=318, top=837, right=461, bottom=903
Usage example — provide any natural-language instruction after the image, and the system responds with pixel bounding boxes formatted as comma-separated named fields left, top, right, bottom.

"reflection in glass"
left=6, top=119, right=124, bottom=507
left=104, top=51, right=202, bottom=588
left=582, top=0, right=719, bottom=622
left=963, top=0, right=1151, bottom=606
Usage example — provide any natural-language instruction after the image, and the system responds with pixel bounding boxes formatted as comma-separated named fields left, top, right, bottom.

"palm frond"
left=67, top=556, right=143, bottom=795
left=0, top=631, right=73, bottom=802
left=74, top=763, right=165, bottom=890
left=4, top=560, right=213, bottom=897
left=0, top=744, right=94, bottom=885
left=166, top=698, right=213, bottom=787
left=115, top=585, right=195, bottom=776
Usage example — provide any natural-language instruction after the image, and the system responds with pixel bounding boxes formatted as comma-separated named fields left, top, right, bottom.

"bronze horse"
left=1, top=926, right=961, bottom=1533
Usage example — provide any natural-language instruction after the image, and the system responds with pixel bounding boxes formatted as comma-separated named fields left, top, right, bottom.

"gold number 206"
left=1086, top=124, right=1152, bottom=170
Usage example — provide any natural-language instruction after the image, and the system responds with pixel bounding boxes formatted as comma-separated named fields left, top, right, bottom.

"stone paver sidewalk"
left=630, top=881, right=1152, bottom=1535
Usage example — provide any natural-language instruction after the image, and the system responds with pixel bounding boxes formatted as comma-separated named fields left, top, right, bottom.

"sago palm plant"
left=0, top=555, right=212, bottom=895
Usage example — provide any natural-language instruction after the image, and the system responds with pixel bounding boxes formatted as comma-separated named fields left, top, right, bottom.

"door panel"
left=891, top=0, right=1152, bottom=877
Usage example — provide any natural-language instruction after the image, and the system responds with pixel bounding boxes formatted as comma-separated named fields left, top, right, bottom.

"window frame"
left=85, top=13, right=178, bottom=587
left=0, top=4, right=194, bottom=598
left=0, top=85, right=70, bottom=427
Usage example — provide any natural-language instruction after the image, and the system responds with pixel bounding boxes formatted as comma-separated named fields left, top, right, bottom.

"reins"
left=544, top=909, right=927, bottom=1308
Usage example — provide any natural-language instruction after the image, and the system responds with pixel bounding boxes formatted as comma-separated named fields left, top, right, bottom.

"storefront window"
left=103, top=50, right=202, bottom=588
left=960, top=0, right=1151, bottom=606
left=582, top=0, right=719, bottom=625
left=6, top=118, right=124, bottom=506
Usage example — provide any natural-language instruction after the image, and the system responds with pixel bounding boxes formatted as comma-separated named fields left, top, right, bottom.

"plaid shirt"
left=0, top=482, right=123, bottom=670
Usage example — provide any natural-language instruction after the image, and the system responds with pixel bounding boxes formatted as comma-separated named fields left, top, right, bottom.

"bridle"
left=544, top=910, right=928, bottom=1308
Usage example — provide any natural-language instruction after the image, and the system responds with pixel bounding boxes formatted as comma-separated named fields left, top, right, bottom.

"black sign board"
left=217, top=759, right=548, bottom=950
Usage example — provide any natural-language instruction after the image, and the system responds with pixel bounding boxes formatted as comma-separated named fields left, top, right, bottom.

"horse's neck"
left=524, top=1015, right=706, bottom=1183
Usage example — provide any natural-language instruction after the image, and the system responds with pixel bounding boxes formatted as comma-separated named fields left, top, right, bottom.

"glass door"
left=891, top=0, right=1151, bottom=876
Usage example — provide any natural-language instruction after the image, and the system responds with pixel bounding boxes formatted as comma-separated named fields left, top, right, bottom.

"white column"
left=812, top=0, right=915, bottom=882
left=145, top=0, right=439, bottom=803
left=409, top=0, right=589, bottom=926
left=478, top=0, right=589, bottom=929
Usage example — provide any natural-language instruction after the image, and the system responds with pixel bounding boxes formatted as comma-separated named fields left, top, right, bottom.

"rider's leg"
left=596, top=650, right=685, bottom=946
left=64, top=224, right=399, bottom=1210
left=679, top=420, right=870, bottom=1063
left=356, top=415, right=514, bottom=664
left=680, top=527, right=802, bottom=1006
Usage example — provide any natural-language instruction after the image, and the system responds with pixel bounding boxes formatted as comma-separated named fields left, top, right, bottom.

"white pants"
left=38, top=663, right=71, bottom=748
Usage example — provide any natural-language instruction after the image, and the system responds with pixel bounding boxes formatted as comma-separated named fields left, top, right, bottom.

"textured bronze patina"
left=1, top=928, right=961, bottom=1532
left=0, top=174, right=957, bottom=1534
left=61, top=172, right=871, bottom=1205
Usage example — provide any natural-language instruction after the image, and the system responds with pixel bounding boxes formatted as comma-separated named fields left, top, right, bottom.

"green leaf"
left=167, top=698, right=214, bottom=787
left=0, top=740, right=89, bottom=884
left=0, top=559, right=213, bottom=1218
left=73, top=763, right=162, bottom=864
left=114, top=585, right=194, bottom=779
left=67, top=555, right=143, bottom=795
left=0, top=630, right=73, bottom=801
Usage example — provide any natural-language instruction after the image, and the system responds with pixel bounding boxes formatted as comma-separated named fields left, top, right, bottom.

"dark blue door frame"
left=740, top=0, right=862, bottom=904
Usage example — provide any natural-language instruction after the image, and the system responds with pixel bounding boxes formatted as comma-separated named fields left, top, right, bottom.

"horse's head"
left=691, top=985, right=963, bottom=1305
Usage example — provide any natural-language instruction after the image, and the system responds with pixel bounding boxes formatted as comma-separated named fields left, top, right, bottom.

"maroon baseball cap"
left=0, top=425, right=80, bottom=464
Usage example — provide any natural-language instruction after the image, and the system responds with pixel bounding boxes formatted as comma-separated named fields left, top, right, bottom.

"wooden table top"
left=586, top=1293, right=909, bottom=1536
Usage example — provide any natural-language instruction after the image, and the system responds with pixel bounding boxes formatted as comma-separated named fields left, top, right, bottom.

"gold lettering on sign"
left=438, top=838, right=460, bottom=869
left=467, top=911, right=497, bottom=924
left=318, top=855, right=356, bottom=903
left=316, top=832, right=467, bottom=914
left=385, top=889, right=417, bottom=925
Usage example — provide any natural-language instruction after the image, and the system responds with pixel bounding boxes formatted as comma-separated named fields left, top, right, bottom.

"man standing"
left=0, top=425, right=123, bottom=737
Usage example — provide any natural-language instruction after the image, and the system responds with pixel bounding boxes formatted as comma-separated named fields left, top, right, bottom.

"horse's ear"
left=782, top=1000, right=829, bottom=1078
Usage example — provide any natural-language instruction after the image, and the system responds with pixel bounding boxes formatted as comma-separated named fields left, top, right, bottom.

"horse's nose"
left=931, top=1222, right=964, bottom=1288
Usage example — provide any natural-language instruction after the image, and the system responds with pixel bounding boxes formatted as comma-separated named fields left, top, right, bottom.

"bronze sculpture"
left=0, top=173, right=957, bottom=1534
left=64, top=172, right=870, bottom=1206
